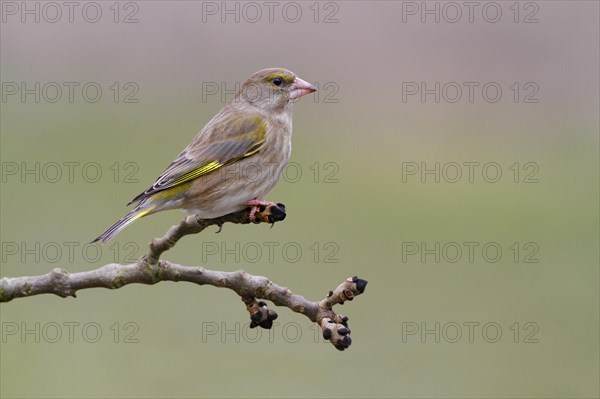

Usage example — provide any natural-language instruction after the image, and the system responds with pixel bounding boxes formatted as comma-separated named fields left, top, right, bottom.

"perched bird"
left=93, top=68, right=316, bottom=243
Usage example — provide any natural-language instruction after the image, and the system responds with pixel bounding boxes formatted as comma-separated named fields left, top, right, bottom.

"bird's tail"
left=92, top=205, right=156, bottom=244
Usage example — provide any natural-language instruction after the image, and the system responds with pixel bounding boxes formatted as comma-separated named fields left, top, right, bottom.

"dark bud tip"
left=268, top=204, right=287, bottom=223
left=268, top=312, right=278, bottom=321
left=328, top=290, right=333, bottom=297
left=323, top=328, right=332, bottom=340
left=335, top=339, right=350, bottom=351
left=250, top=321, right=258, bottom=329
left=338, top=327, right=349, bottom=336
left=250, top=312, right=263, bottom=323
left=259, top=319, right=274, bottom=329
left=257, top=301, right=267, bottom=307
left=355, top=278, right=368, bottom=293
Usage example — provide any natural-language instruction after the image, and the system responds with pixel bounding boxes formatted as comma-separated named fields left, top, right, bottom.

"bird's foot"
left=246, top=199, right=277, bottom=222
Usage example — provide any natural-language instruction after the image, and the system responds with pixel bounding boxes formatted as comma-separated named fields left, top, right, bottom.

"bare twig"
left=0, top=204, right=367, bottom=350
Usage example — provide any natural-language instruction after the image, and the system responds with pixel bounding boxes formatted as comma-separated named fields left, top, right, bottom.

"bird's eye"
left=272, top=77, right=282, bottom=86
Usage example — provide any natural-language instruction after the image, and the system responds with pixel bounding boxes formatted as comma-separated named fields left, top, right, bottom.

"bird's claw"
left=244, top=201, right=286, bottom=224
left=246, top=199, right=276, bottom=223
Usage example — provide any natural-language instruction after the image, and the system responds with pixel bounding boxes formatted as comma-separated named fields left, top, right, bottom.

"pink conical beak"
left=289, top=77, right=317, bottom=100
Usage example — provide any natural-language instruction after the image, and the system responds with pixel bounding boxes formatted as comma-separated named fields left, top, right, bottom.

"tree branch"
left=0, top=204, right=367, bottom=350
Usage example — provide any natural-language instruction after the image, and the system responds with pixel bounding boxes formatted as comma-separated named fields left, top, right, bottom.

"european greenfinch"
left=93, top=68, right=316, bottom=243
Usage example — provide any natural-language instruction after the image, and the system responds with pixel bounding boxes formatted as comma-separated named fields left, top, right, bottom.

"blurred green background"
left=1, top=1, right=598, bottom=398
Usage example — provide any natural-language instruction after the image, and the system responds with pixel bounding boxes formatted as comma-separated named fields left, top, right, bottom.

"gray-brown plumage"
left=93, top=68, right=316, bottom=243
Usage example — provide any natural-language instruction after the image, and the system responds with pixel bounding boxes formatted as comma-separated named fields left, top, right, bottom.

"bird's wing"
left=128, top=115, right=268, bottom=205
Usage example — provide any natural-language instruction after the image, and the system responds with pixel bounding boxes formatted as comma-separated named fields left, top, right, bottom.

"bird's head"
left=236, top=68, right=316, bottom=112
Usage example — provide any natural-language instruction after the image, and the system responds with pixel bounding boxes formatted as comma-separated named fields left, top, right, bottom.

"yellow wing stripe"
left=166, top=160, right=222, bottom=187
left=130, top=118, right=268, bottom=205
left=159, top=137, right=266, bottom=189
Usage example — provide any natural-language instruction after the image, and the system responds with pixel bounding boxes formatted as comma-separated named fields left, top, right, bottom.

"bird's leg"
left=246, top=198, right=277, bottom=222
